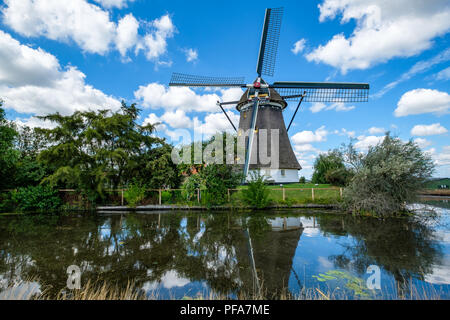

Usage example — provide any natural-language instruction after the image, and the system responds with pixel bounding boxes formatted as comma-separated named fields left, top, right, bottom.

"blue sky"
left=0, top=0, right=449, bottom=178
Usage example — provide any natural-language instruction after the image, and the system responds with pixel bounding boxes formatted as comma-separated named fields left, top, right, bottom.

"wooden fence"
left=1, top=187, right=344, bottom=206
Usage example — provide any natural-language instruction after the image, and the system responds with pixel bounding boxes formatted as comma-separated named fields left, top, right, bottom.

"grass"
left=2, top=278, right=445, bottom=300
left=425, top=178, right=450, bottom=189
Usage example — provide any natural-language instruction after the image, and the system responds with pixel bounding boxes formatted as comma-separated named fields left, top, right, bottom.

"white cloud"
left=435, top=66, right=450, bottom=81
left=294, top=144, right=320, bottom=153
left=116, top=14, right=139, bottom=58
left=310, top=102, right=355, bottom=113
left=2, top=1, right=176, bottom=63
left=411, top=123, right=448, bottom=136
left=134, top=83, right=243, bottom=113
left=395, top=89, right=450, bottom=117
left=0, top=30, right=121, bottom=116
left=160, top=109, right=193, bottom=129
left=354, top=135, right=384, bottom=150
left=139, top=14, right=175, bottom=61
left=292, top=39, right=306, bottom=55
left=291, top=126, right=328, bottom=145
left=93, top=0, right=135, bottom=9
left=414, top=138, right=432, bottom=149
left=184, top=48, right=198, bottom=62
left=306, top=0, right=450, bottom=74
left=14, top=117, right=56, bottom=129
left=196, top=112, right=239, bottom=136
left=2, top=0, right=116, bottom=54
left=368, top=127, right=385, bottom=135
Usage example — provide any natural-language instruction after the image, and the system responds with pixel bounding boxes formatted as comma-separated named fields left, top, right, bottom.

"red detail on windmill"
left=253, top=81, right=261, bottom=88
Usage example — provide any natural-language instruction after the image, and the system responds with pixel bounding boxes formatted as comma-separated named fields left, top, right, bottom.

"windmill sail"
left=256, top=7, right=284, bottom=77
left=272, top=81, right=370, bottom=102
left=169, top=73, right=246, bottom=88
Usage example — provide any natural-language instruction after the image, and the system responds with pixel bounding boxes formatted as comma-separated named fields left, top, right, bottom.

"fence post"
left=340, top=187, right=343, bottom=199
left=227, top=189, right=230, bottom=202
left=197, top=189, right=200, bottom=204
left=159, top=189, right=162, bottom=205
left=282, top=187, right=285, bottom=201
left=121, top=189, right=124, bottom=206
left=311, top=188, right=315, bottom=201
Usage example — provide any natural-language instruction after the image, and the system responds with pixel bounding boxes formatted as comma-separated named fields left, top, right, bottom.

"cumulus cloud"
left=306, top=0, right=450, bottom=74
left=292, top=39, right=306, bottom=55
left=395, top=89, right=450, bottom=117
left=309, top=102, right=355, bottom=113
left=354, top=135, right=384, bottom=150
left=1, top=1, right=176, bottom=63
left=368, top=127, right=385, bottom=135
left=139, top=15, right=176, bottom=61
left=411, top=123, right=448, bottom=136
left=93, top=0, right=135, bottom=9
left=2, top=0, right=116, bottom=54
left=134, top=83, right=243, bottom=113
left=291, top=126, right=328, bottom=145
left=0, top=30, right=121, bottom=116
left=184, top=48, right=198, bottom=62
left=115, top=14, right=139, bottom=58
left=427, top=146, right=450, bottom=166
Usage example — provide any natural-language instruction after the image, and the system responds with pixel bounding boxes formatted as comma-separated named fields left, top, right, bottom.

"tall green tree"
left=0, top=100, right=19, bottom=189
left=36, top=102, right=180, bottom=202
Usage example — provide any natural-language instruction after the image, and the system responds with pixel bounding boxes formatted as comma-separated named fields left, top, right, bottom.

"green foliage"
left=241, top=171, right=271, bottom=209
left=182, top=164, right=241, bottom=206
left=11, top=185, right=62, bottom=212
left=0, top=102, right=19, bottom=189
left=312, top=150, right=351, bottom=186
left=123, top=182, right=146, bottom=207
left=343, top=134, right=435, bottom=216
left=36, top=102, right=180, bottom=202
left=312, top=270, right=374, bottom=299
left=299, top=176, right=306, bottom=184
left=182, top=173, right=203, bottom=201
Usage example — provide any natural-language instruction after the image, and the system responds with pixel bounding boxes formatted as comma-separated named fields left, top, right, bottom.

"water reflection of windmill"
left=238, top=217, right=304, bottom=297
left=170, top=7, right=369, bottom=183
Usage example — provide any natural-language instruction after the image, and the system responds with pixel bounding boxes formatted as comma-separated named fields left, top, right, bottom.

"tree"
left=343, top=134, right=434, bottom=216
left=36, top=102, right=180, bottom=202
left=311, top=150, right=351, bottom=186
left=299, top=176, right=306, bottom=184
left=0, top=100, right=19, bottom=189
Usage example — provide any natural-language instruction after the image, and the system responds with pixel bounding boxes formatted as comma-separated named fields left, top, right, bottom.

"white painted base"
left=247, top=168, right=299, bottom=184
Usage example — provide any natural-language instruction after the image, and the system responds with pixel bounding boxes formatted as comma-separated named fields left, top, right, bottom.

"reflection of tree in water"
left=0, top=212, right=302, bottom=297
left=317, top=214, right=443, bottom=297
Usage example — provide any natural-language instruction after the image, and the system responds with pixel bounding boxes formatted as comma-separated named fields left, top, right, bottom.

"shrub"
left=11, top=185, right=61, bottom=212
left=299, top=176, right=306, bottom=184
left=124, top=182, right=146, bottom=207
left=343, top=134, right=434, bottom=216
left=241, top=172, right=271, bottom=209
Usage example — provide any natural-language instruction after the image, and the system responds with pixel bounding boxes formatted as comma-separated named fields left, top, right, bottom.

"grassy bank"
left=2, top=278, right=444, bottom=300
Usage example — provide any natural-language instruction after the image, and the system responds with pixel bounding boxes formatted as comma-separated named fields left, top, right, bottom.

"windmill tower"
left=170, top=7, right=369, bottom=183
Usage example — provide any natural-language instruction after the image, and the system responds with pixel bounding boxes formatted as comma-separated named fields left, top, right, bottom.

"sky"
left=0, top=0, right=449, bottom=178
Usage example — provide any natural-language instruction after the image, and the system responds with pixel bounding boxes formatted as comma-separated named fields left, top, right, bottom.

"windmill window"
left=281, top=169, right=285, bottom=176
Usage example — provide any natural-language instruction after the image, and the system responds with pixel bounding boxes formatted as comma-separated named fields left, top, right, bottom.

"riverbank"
left=96, top=203, right=340, bottom=212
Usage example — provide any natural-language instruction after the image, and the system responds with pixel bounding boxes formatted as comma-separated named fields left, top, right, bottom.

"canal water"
left=0, top=200, right=449, bottom=299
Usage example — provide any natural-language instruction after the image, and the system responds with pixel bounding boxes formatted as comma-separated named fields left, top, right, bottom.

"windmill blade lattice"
left=272, top=81, right=370, bottom=102
left=169, top=73, right=246, bottom=88
left=256, top=7, right=284, bottom=77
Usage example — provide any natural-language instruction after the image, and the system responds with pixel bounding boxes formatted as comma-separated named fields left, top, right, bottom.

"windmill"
left=169, top=7, right=369, bottom=183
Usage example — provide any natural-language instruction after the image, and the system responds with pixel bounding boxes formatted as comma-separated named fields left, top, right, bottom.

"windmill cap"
left=236, top=88, right=288, bottom=111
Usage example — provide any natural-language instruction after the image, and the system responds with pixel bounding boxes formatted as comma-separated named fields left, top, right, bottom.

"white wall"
left=247, top=169, right=299, bottom=184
